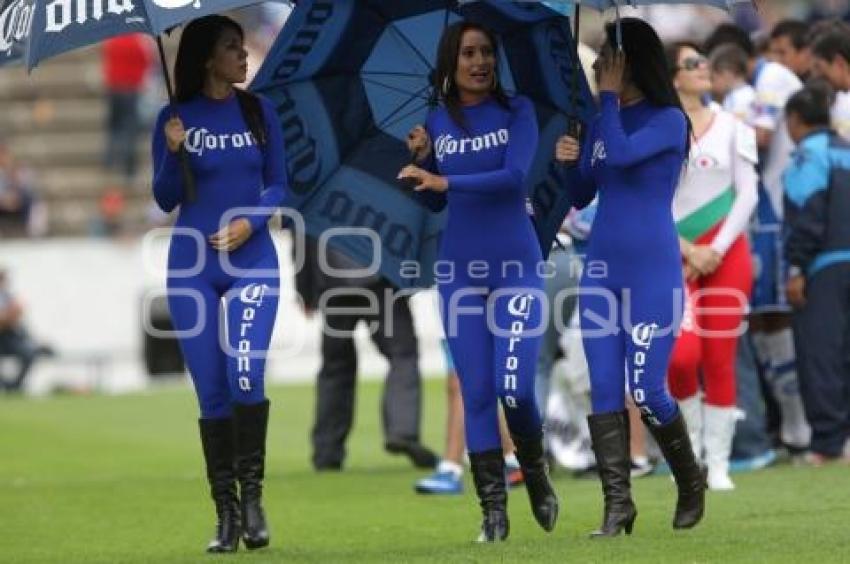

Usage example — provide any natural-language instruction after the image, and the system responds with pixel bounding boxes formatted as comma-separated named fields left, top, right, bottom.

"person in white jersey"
left=666, top=42, right=759, bottom=490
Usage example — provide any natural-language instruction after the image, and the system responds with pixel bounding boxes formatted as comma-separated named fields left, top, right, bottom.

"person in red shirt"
left=102, top=34, right=154, bottom=182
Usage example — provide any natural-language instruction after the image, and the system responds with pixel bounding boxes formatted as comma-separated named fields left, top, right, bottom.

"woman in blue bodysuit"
left=399, top=22, right=557, bottom=543
left=555, top=18, right=705, bottom=537
left=151, top=16, right=288, bottom=553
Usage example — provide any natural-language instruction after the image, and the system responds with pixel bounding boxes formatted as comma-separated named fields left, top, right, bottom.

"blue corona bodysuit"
left=420, top=95, right=544, bottom=452
left=565, top=91, right=688, bottom=426
left=152, top=93, right=288, bottom=419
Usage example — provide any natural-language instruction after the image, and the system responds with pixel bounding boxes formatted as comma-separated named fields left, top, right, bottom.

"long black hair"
left=433, top=21, right=510, bottom=131
left=606, top=18, right=692, bottom=154
left=174, top=15, right=267, bottom=146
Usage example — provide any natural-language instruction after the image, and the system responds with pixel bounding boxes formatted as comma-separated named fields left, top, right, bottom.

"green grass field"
left=2, top=379, right=849, bottom=563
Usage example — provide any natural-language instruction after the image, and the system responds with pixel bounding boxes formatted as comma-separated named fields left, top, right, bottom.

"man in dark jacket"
left=0, top=269, right=52, bottom=392
left=295, top=238, right=437, bottom=471
left=783, top=86, right=850, bottom=464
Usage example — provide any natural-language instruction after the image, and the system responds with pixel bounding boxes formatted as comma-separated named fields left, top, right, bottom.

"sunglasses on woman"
left=678, top=55, right=708, bottom=71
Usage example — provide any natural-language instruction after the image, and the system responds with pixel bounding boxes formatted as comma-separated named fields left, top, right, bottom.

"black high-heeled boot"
left=469, top=449, right=509, bottom=542
left=234, top=400, right=271, bottom=549
left=587, top=411, right=638, bottom=538
left=643, top=411, right=706, bottom=529
left=199, top=417, right=241, bottom=553
left=511, top=433, right=559, bottom=532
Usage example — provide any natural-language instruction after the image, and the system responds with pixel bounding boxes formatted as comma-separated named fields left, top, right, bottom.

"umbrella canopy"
left=24, top=0, right=285, bottom=70
left=0, top=0, right=32, bottom=67
left=517, top=0, right=753, bottom=9
left=251, top=0, right=595, bottom=289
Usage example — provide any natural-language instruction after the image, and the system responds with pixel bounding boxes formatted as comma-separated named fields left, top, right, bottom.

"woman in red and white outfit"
left=666, top=43, right=759, bottom=491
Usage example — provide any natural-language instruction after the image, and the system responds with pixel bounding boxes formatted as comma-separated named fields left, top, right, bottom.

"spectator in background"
left=0, top=269, right=52, bottom=393
left=102, top=34, right=153, bottom=183
left=710, top=44, right=756, bottom=120
left=808, top=21, right=850, bottom=139
left=667, top=41, right=759, bottom=491
left=769, top=20, right=812, bottom=80
left=294, top=239, right=438, bottom=472
left=0, top=141, right=43, bottom=238
left=783, top=85, right=850, bottom=465
left=811, top=31, right=850, bottom=92
left=97, top=186, right=126, bottom=237
left=807, top=0, right=850, bottom=22
left=705, top=23, right=812, bottom=460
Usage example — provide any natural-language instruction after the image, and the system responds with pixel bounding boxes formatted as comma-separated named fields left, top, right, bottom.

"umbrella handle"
left=156, top=36, right=197, bottom=203
left=614, top=3, right=623, bottom=50
left=564, top=2, right=582, bottom=165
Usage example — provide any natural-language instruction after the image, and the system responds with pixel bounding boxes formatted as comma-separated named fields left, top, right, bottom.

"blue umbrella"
left=25, top=0, right=289, bottom=70
left=251, top=0, right=595, bottom=289
left=0, top=0, right=32, bottom=67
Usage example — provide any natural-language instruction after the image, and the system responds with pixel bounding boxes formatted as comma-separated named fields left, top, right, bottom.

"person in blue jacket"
left=151, top=15, right=288, bottom=553
left=783, top=84, right=850, bottom=465
left=398, top=21, right=557, bottom=543
left=555, top=18, right=705, bottom=537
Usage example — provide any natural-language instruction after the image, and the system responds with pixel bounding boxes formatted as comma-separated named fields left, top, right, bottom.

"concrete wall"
left=2, top=234, right=446, bottom=395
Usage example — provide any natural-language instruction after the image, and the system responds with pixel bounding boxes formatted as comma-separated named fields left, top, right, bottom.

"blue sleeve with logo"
left=596, top=92, right=687, bottom=168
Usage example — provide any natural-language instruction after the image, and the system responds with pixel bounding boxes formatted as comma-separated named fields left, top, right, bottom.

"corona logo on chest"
left=434, top=129, right=509, bottom=163
left=183, top=127, right=257, bottom=157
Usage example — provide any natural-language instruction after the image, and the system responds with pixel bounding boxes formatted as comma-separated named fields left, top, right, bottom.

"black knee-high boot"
left=199, top=417, right=241, bottom=553
left=469, top=449, right=509, bottom=542
left=644, top=411, right=706, bottom=529
left=511, top=433, right=559, bottom=532
left=587, top=411, right=637, bottom=538
left=234, top=400, right=271, bottom=549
